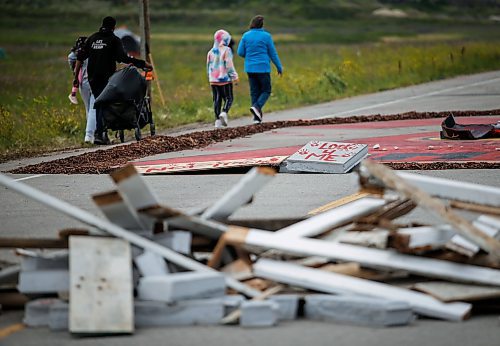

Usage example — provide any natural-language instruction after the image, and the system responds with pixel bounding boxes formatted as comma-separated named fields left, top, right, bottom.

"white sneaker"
left=214, top=119, right=222, bottom=128
left=68, top=94, right=78, bottom=105
left=219, top=112, right=228, bottom=127
left=250, top=106, right=262, bottom=123
left=84, top=135, right=94, bottom=143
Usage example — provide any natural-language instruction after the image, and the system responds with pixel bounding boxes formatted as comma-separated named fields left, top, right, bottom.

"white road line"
left=315, top=76, right=500, bottom=119
left=15, top=174, right=45, bottom=182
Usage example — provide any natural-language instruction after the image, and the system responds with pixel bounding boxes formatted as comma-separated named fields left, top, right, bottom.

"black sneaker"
left=94, top=132, right=111, bottom=145
left=250, top=106, right=262, bottom=124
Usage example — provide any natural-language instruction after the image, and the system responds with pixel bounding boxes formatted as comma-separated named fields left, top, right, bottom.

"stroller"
left=94, top=65, right=155, bottom=142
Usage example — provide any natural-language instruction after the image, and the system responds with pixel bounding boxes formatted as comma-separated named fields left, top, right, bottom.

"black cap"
left=102, top=16, right=116, bottom=30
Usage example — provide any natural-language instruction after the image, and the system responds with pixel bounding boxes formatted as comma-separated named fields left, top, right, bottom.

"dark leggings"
left=90, top=81, right=107, bottom=135
left=211, top=83, right=234, bottom=119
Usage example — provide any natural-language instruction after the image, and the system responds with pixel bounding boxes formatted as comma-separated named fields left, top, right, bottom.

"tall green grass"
left=1, top=23, right=500, bottom=159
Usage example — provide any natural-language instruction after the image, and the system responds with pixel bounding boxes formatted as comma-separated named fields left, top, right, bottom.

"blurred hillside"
left=1, top=0, right=499, bottom=29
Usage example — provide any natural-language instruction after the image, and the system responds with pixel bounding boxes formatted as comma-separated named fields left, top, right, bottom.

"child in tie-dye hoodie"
left=207, top=29, right=239, bottom=128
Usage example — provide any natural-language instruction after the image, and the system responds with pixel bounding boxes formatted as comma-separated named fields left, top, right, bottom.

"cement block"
left=240, top=301, right=280, bottom=328
left=18, top=270, right=69, bottom=293
left=137, top=272, right=225, bottom=302
left=23, top=298, right=62, bottom=327
left=223, top=295, right=246, bottom=315
left=21, top=255, right=68, bottom=271
left=49, top=301, right=69, bottom=331
left=305, top=294, right=415, bottom=327
left=134, top=251, right=169, bottom=277
left=269, top=294, right=300, bottom=320
left=135, top=299, right=224, bottom=327
left=153, top=231, right=192, bottom=255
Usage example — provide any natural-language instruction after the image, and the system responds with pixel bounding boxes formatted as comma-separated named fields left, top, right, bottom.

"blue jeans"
left=247, top=73, right=271, bottom=111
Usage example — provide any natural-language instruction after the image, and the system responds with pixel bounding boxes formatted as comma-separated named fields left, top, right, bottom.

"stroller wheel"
left=119, top=130, right=125, bottom=143
left=135, top=127, right=142, bottom=141
left=150, top=123, right=156, bottom=136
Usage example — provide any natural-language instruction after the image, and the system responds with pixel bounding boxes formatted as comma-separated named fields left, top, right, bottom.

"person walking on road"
left=237, top=15, right=283, bottom=124
left=68, top=36, right=96, bottom=143
left=207, top=29, right=239, bottom=128
left=73, top=16, right=151, bottom=144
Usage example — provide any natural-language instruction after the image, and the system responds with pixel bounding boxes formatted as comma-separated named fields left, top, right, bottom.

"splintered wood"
left=1, top=158, right=500, bottom=332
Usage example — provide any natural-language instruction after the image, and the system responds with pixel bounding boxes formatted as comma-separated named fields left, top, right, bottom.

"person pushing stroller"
left=73, top=16, right=152, bottom=144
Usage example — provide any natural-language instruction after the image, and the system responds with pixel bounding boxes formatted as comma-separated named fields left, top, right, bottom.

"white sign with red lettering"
left=134, top=156, right=288, bottom=175
left=285, top=141, right=368, bottom=173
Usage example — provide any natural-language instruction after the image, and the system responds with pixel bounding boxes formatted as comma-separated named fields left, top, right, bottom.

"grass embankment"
left=1, top=5, right=500, bottom=160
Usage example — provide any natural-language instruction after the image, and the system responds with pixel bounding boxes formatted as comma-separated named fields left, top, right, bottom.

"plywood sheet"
left=69, top=236, right=133, bottom=334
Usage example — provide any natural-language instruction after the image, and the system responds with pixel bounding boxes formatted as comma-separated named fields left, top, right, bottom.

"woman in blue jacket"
left=238, top=15, right=283, bottom=124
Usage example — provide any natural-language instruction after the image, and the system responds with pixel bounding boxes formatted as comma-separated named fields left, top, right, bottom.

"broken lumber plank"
left=109, top=164, right=160, bottom=210
left=276, top=197, right=387, bottom=238
left=109, top=165, right=159, bottom=230
left=0, top=173, right=260, bottom=298
left=201, top=167, right=276, bottom=221
left=390, top=225, right=455, bottom=253
left=337, top=230, right=389, bottom=249
left=411, top=281, right=500, bottom=302
left=308, top=190, right=380, bottom=215
left=450, top=200, right=500, bottom=216
left=223, top=226, right=500, bottom=286
left=69, top=236, right=134, bottom=334
left=140, top=205, right=227, bottom=239
left=396, top=171, right=500, bottom=208
left=446, top=220, right=500, bottom=257
left=362, top=159, right=500, bottom=260
left=92, top=190, right=146, bottom=231
left=254, top=259, right=471, bottom=321
left=0, top=237, right=68, bottom=249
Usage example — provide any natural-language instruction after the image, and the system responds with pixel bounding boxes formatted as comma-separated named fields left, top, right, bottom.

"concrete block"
left=134, top=251, right=169, bottom=277
left=135, top=299, right=224, bottom=327
left=305, top=294, right=415, bottom=327
left=18, top=270, right=69, bottom=294
left=269, top=294, right=300, bottom=320
left=23, top=298, right=62, bottom=327
left=223, top=295, right=246, bottom=315
left=240, top=301, right=280, bottom=328
left=153, top=231, right=192, bottom=255
left=21, top=255, right=68, bottom=271
left=49, top=301, right=69, bottom=331
left=137, top=272, right=226, bottom=302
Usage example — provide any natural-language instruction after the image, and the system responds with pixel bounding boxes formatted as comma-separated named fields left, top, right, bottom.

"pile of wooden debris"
left=0, top=160, right=499, bottom=334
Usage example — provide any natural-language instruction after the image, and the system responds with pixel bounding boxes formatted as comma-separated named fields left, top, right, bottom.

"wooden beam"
left=201, top=167, right=276, bottom=221
left=362, top=159, right=500, bottom=260
left=222, top=227, right=500, bottom=286
left=396, top=171, right=500, bottom=207
left=450, top=200, right=500, bottom=216
left=254, top=259, right=471, bottom=321
left=276, top=197, right=387, bottom=238
left=0, top=173, right=260, bottom=298
left=308, top=190, right=380, bottom=215
left=0, top=237, right=68, bottom=249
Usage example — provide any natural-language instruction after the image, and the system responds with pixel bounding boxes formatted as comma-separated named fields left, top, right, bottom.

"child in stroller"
left=94, top=65, right=155, bottom=142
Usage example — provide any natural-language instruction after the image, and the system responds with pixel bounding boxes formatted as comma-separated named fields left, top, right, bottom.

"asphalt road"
left=0, top=70, right=499, bottom=345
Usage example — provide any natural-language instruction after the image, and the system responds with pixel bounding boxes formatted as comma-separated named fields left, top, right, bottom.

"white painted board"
left=69, top=236, right=134, bottom=334
left=286, top=141, right=368, bottom=173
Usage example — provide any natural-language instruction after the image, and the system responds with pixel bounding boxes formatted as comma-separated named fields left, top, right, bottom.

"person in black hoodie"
left=73, top=16, right=152, bottom=144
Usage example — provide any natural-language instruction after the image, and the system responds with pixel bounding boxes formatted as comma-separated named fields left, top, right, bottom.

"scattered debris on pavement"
left=1, top=159, right=499, bottom=335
